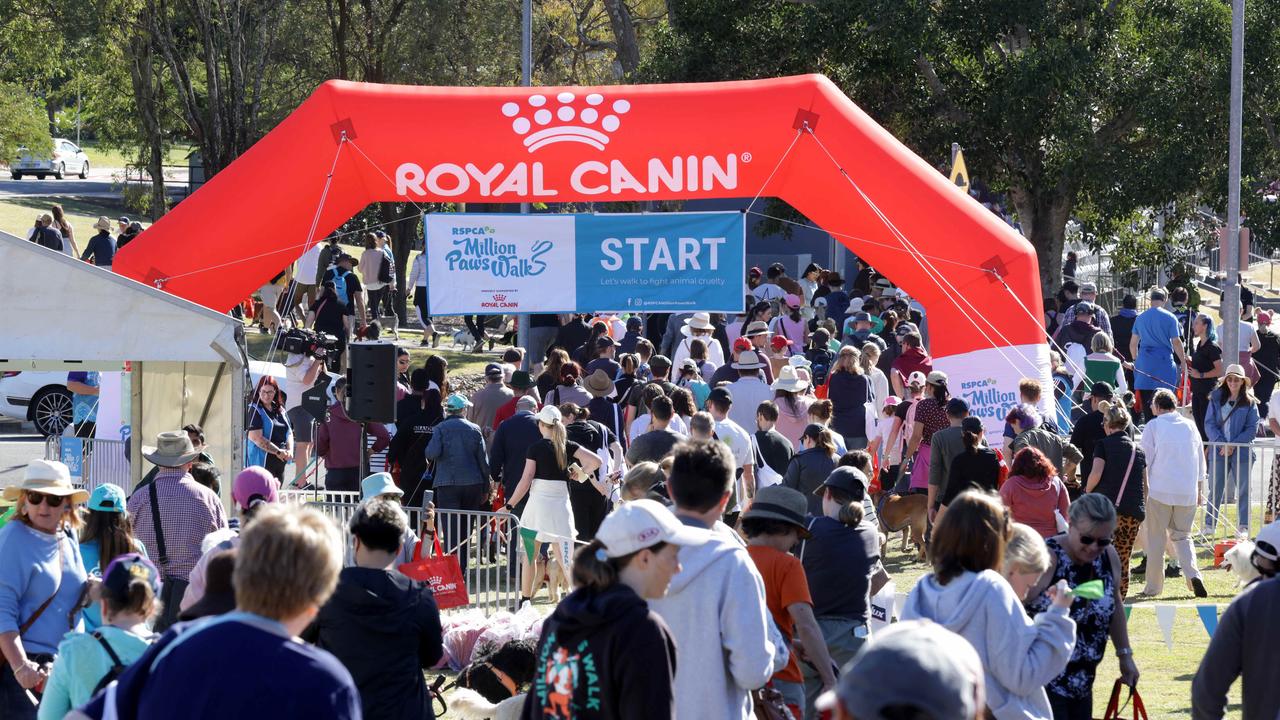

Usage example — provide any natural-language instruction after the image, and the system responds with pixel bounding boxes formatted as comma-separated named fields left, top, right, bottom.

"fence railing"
left=296, top=498, right=522, bottom=616
left=45, top=436, right=130, bottom=494
left=1198, top=439, right=1279, bottom=540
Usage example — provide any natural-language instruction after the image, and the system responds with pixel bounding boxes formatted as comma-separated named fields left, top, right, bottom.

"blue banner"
left=60, top=437, right=83, bottom=480
left=425, top=212, right=745, bottom=314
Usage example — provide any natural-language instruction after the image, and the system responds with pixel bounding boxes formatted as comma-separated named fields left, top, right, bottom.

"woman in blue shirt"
left=246, top=377, right=293, bottom=482
left=0, top=460, right=88, bottom=720
left=1204, top=365, right=1261, bottom=535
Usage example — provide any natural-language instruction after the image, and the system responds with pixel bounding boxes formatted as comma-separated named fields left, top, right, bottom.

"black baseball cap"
left=960, top=416, right=985, bottom=434
left=707, top=387, right=733, bottom=406
left=945, top=398, right=970, bottom=417
left=1090, top=381, right=1115, bottom=400
left=819, top=466, right=869, bottom=496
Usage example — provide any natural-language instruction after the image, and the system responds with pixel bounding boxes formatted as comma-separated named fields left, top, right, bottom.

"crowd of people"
left=5, top=250, right=1280, bottom=719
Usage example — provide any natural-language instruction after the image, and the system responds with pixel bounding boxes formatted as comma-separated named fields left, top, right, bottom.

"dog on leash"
left=1224, top=541, right=1261, bottom=587
left=873, top=491, right=928, bottom=561
left=451, top=328, right=479, bottom=351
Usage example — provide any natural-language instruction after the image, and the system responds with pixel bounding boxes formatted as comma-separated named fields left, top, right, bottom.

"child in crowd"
left=865, top=396, right=903, bottom=490
left=1003, top=522, right=1052, bottom=601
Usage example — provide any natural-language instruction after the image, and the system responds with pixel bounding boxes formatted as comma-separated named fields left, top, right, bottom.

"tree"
left=644, top=0, right=1234, bottom=294
left=0, top=82, right=52, bottom=162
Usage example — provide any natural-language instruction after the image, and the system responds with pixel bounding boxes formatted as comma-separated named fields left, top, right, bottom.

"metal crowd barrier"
left=45, top=435, right=131, bottom=494
left=1199, top=439, right=1280, bottom=539
left=298, top=498, right=522, bottom=616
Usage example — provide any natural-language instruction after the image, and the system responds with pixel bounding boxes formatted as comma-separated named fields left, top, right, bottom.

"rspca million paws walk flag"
left=425, top=211, right=746, bottom=315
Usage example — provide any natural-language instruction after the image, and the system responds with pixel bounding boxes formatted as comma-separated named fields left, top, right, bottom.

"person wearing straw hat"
left=673, top=312, right=726, bottom=371
left=741, top=485, right=838, bottom=716
left=505, top=405, right=602, bottom=607
left=126, top=431, right=228, bottom=632
left=80, top=216, right=116, bottom=269
left=523, top=500, right=701, bottom=720
left=425, top=393, right=489, bottom=572
left=1204, top=363, right=1261, bottom=536
left=725, top=349, right=774, bottom=433
left=0, top=460, right=89, bottom=718
left=584, top=369, right=625, bottom=443
left=771, top=365, right=814, bottom=445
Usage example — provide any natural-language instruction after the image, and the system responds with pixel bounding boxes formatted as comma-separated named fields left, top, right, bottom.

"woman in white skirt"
left=504, top=405, right=602, bottom=606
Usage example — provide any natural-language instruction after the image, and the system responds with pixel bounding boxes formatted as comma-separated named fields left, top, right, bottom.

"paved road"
left=0, top=427, right=44, bottom=490
left=0, top=166, right=187, bottom=199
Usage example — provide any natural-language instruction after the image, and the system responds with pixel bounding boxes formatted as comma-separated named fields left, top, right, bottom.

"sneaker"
left=1191, top=577, right=1208, bottom=598
left=420, top=334, right=431, bottom=346
left=1165, top=564, right=1182, bottom=578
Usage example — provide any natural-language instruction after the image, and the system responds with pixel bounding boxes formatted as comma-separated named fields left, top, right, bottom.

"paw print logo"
left=502, top=92, right=632, bottom=152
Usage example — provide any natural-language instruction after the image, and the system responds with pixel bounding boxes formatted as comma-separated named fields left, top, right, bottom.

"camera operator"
left=284, top=347, right=327, bottom=488
left=307, top=281, right=349, bottom=371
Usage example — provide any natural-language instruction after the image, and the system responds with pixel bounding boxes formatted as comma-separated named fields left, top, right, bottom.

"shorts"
left=414, top=287, right=430, bottom=314
left=286, top=405, right=315, bottom=443
left=259, top=283, right=282, bottom=309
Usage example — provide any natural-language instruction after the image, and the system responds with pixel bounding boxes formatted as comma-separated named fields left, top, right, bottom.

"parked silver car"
left=11, top=138, right=90, bottom=180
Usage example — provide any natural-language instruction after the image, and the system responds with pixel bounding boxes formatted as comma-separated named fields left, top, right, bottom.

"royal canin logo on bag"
left=396, top=93, right=750, bottom=199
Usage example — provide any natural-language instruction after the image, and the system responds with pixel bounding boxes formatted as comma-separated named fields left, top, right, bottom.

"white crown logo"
left=502, top=92, right=631, bottom=153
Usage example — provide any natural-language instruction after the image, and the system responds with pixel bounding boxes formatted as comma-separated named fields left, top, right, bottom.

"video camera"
left=281, top=328, right=340, bottom=359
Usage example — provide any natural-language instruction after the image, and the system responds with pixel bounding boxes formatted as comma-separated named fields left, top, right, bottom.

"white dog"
left=1223, top=540, right=1261, bottom=587
left=448, top=688, right=524, bottom=720
left=451, top=328, right=478, bottom=351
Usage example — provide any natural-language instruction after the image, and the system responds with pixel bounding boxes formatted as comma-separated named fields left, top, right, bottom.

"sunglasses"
left=26, top=491, right=66, bottom=508
left=1078, top=534, right=1112, bottom=547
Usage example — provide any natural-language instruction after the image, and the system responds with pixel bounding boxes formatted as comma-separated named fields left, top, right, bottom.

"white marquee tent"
left=1, top=232, right=248, bottom=499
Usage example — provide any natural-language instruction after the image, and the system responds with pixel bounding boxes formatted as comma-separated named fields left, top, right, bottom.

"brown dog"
left=874, top=492, right=929, bottom=561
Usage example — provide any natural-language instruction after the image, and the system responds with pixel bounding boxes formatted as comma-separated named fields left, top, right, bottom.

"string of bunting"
left=875, top=587, right=1228, bottom=647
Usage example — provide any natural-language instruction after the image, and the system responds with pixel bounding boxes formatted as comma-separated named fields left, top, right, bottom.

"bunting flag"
left=1124, top=605, right=1132, bottom=621
left=1197, top=605, right=1219, bottom=637
left=1154, top=605, right=1178, bottom=650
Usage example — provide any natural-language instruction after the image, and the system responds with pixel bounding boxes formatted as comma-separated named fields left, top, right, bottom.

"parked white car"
left=11, top=138, right=90, bottom=180
left=0, top=371, right=72, bottom=436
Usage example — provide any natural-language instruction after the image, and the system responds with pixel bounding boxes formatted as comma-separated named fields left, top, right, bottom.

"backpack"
left=90, top=630, right=128, bottom=695
left=806, top=348, right=834, bottom=386
left=377, top=249, right=393, bottom=284
left=327, top=267, right=352, bottom=305
left=33, top=227, right=62, bottom=252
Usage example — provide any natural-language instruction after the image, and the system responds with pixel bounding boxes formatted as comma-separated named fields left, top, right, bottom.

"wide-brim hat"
left=2, top=459, right=88, bottom=503
left=743, top=321, right=772, bottom=338
left=584, top=369, right=615, bottom=398
left=143, top=431, right=202, bottom=467
left=680, top=312, right=715, bottom=335
left=93, top=216, right=112, bottom=231
left=732, top=350, right=767, bottom=370
left=771, top=366, right=810, bottom=393
left=1224, top=364, right=1249, bottom=381
left=509, top=370, right=536, bottom=389
left=742, top=485, right=811, bottom=537
left=361, top=471, right=403, bottom=501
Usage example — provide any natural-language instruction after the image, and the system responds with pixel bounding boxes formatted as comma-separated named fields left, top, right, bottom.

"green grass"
left=881, top=533, right=1243, bottom=718
left=77, top=141, right=194, bottom=170
left=0, top=196, right=144, bottom=244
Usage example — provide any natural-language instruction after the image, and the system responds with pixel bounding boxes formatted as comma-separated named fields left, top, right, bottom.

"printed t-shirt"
left=746, top=544, right=813, bottom=684
left=526, top=438, right=584, bottom=481
left=67, top=371, right=100, bottom=424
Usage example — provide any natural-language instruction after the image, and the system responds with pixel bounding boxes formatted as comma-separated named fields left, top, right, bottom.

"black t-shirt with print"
left=526, top=438, right=584, bottom=482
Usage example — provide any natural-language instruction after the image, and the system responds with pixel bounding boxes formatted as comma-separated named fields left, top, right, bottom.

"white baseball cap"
left=1255, top=520, right=1280, bottom=561
left=534, top=405, right=563, bottom=425
left=595, top=499, right=703, bottom=558
left=907, top=371, right=928, bottom=387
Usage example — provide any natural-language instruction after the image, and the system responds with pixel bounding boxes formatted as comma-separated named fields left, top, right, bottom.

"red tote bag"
left=1096, top=679, right=1147, bottom=720
left=398, top=533, right=470, bottom=610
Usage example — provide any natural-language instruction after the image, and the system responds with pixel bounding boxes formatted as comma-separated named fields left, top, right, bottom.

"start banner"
left=424, top=211, right=745, bottom=315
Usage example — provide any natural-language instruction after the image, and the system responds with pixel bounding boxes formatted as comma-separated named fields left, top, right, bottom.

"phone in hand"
left=422, top=490, right=434, bottom=509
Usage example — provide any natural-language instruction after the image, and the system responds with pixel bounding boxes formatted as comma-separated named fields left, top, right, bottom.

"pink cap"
left=784, top=293, right=802, bottom=308
left=233, top=466, right=279, bottom=510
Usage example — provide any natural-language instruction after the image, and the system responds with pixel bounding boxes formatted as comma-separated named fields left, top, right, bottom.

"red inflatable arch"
left=114, top=74, right=1049, bottom=425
